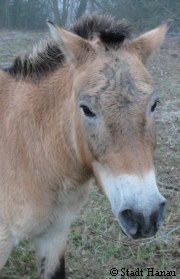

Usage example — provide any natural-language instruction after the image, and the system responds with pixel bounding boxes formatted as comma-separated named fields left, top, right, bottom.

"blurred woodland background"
left=0, top=0, right=179, bottom=32
left=0, top=1, right=179, bottom=279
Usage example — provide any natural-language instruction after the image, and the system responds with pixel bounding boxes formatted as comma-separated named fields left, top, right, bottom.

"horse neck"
left=22, top=67, right=92, bottom=186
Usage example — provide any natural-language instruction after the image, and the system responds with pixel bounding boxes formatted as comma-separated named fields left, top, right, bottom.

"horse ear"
left=130, top=22, right=169, bottom=64
left=47, top=20, right=95, bottom=65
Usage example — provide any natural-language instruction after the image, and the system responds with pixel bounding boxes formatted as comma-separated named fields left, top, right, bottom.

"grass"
left=0, top=31, right=179, bottom=279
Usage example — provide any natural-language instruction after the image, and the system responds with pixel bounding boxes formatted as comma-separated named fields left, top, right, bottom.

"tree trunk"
left=76, top=0, right=88, bottom=20
left=66, top=0, right=74, bottom=26
left=51, top=0, right=61, bottom=25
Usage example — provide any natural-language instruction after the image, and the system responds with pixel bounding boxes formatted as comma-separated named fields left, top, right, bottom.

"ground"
left=0, top=30, right=179, bottom=279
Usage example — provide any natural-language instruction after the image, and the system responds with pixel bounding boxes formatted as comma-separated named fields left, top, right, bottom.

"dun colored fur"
left=0, top=14, right=168, bottom=279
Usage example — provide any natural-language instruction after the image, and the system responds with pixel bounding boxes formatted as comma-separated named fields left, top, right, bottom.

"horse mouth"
left=118, top=221, right=159, bottom=240
left=118, top=215, right=158, bottom=240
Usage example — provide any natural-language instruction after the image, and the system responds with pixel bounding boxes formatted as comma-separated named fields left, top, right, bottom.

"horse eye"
left=151, top=100, right=160, bottom=112
left=80, top=105, right=96, bottom=117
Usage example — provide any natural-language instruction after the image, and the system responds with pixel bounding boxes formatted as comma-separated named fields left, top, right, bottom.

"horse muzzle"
left=93, top=164, right=166, bottom=239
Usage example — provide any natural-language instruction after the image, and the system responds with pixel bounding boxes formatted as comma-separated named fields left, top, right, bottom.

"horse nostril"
left=150, top=210, right=158, bottom=227
left=119, top=209, right=140, bottom=237
left=160, top=201, right=166, bottom=209
left=121, top=209, right=134, bottom=226
left=150, top=201, right=166, bottom=231
left=157, top=200, right=166, bottom=228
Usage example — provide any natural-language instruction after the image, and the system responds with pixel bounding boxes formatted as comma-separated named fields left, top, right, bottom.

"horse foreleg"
left=50, top=256, right=65, bottom=279
left=0, top=222, right=13, bottom=270
left=33, top=227, right=68, bottom=279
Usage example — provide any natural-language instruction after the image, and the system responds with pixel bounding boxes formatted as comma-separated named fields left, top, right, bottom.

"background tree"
left=0, top=0, right=179, bottom=32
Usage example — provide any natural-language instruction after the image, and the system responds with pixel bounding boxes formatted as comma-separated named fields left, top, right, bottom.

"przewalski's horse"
left=0, top=14, right=168, bottom=279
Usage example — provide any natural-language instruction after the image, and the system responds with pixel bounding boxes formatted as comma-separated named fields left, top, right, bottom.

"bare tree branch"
left=158, top=2, right=180, bottom=21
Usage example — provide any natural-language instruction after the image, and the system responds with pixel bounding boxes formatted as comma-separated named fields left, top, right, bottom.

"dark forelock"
left=71, top=13, right=131, bottom=46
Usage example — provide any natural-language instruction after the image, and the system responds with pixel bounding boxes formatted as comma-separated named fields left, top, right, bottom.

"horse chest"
left=32, top=178, right=92, bottom=238
left=52, top=179, right=92, bottom=227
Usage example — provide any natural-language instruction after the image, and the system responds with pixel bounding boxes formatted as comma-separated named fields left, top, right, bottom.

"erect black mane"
left=71, top=13, right=131, bottom=46
left=3, top=43, right=65, bottom=80
left=3, top=14, right=131, bottom=80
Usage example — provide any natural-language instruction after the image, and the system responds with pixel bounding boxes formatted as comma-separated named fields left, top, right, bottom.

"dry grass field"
left=0, top=30, right=179, bottom=279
